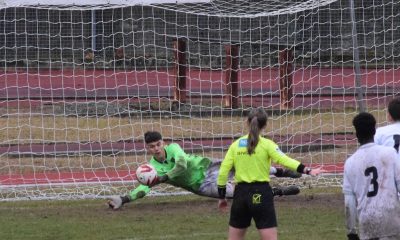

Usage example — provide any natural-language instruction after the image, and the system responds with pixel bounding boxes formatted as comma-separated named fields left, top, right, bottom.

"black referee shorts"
left=229, top=182, right=277, bottom=229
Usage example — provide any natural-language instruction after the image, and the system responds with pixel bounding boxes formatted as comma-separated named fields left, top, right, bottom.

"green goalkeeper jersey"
left=129, top=143, right=212, bottom=201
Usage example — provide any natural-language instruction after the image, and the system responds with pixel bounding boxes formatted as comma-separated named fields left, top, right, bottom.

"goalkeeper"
left=108, top=131, right=302, bottom=210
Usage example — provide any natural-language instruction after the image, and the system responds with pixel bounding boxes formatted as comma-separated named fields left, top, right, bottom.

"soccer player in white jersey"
left=374, top=97, right=400, bottom=153
left=343, top=112, right=400, bottom=240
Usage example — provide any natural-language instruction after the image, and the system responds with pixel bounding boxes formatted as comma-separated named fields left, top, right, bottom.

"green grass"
left=0, top=109, right=388, bottom=144
left=0, top=188, right=346, bottom=240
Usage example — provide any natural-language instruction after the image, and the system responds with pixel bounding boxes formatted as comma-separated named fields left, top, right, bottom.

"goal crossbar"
left=1, top=0, right=211, bottom=8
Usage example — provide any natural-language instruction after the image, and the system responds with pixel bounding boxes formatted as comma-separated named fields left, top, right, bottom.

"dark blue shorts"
left=229, top=182, right=277, bottom=229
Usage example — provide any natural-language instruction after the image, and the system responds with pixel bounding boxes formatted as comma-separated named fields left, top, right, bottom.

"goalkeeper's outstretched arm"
left=107, top=185, right=151, bottom=210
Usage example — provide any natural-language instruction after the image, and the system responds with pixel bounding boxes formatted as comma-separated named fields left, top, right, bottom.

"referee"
left=217, top=107, right=323, bottom=240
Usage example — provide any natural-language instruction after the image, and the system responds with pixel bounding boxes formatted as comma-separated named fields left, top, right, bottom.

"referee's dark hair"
left=352, top=112, right=376, bottom=144
left=247, top=107, right=268, bottom=155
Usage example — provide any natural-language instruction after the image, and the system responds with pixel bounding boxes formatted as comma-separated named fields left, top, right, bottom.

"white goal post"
left=0, top=0, right=399, bottom=201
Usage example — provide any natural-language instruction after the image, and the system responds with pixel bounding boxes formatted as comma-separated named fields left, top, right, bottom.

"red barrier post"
left=224, top=44, right=239, bottom=108
left=279, top=48, right=293, bottom=109
left=173, top=38, right=187, bottom=103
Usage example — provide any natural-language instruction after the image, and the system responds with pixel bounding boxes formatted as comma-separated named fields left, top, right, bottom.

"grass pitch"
left=0, top=188, right=346, bottom=240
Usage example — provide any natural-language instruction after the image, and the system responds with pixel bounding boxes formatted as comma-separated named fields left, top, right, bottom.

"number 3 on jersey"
left=364, top=166, right=378, bottom=197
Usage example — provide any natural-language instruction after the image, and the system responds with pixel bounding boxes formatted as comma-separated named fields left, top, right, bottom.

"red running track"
left=1, top=67, right=398, bottom=109
left=1, top=67, right=399, bottom=90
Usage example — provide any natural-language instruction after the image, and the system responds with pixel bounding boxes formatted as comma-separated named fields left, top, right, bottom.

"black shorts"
left=229, top=182, right=277, bottom=229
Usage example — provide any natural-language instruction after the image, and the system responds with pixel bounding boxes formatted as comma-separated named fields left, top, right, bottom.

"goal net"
left=0, top=0, right=399, bottom=200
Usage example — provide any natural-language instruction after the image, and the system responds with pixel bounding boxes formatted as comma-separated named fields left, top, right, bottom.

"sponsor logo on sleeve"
left=239, top=139, right=248, bottom=147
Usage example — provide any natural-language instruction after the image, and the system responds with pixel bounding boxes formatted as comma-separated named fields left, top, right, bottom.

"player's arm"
left=267, top=142, right=323, bottom=176
left=217, top=144, right=234, bottom=199
left=342, top=166, right=359, bottom=240
left=107, top=184, right=151, bottom=210
left=394, top=152, right=400, bottom=193
left=163, top=143, right=188, bottom=180
left=216, top=145, right=234, bottom=211
left=271, top=166, right=302, bottom=178
left=267, top=142, right=301, bottom=170
left=344, top=193, right=359, bottom=240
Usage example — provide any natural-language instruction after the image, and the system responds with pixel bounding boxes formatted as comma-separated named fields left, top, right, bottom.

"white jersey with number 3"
left=343, top=143, right=400, bottom=239
left=374, top=122, right=400, bottom=153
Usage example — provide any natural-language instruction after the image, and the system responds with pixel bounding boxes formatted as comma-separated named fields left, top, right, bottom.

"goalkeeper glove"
left=158, top=175, right=168, bottom=183
left=347, top=233, right=360, bottom=240
left=107, top=195, right=130, bottom=210
left=149, top=175, right=168, bottom=187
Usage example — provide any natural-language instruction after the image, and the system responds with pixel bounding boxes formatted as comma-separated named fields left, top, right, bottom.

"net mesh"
left=0, top=0, right=399, bottom=200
